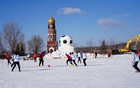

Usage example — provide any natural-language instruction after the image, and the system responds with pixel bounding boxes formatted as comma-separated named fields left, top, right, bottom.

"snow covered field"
left=0, top=54, right=140, bottom=88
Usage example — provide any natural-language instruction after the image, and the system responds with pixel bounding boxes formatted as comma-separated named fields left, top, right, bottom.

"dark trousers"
left=39, top=59, right=44, bottom=66
left=7, top=60, right=11, bottom=65
left=132, top=61, right=140, bottom=71
left=77, top=57, right=81, bottom=63
left=66, top=59, right=73, bottom=65
left=83, top=59, right=87, bottom=66
left=95, top=54, right=97, bottom=58
left=12, top=62, right=21, bottom=71
left=11, top=60, right=14, bottom=67
left=34, top=58, right=37, bottom=62
left=73, top=60, right=78, bottom=66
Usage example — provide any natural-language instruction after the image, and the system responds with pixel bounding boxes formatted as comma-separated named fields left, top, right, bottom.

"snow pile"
left=44, top=50, right=69, bottom=59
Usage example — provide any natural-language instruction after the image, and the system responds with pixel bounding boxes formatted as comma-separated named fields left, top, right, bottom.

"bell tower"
left=47, top=14, right=57, bottom=53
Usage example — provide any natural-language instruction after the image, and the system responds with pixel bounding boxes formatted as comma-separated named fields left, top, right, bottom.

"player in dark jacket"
left=39, top=52, right=44, bottom=67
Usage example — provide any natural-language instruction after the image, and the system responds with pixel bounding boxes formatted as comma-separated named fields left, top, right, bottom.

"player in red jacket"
left=39, top=52, right=44, bottom=67
left=108, top=52, right=111, bottom=58
left=33, top=53, right=38, bottom=62
left=65, top=53, right=73, bottom=66
left=138, top=51, right=140, bottom=59
left=6, top=53, right=11, bottom=66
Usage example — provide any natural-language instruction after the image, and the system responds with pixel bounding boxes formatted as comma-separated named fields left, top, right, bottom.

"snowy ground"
left=0, top=54, right=140, bottom=88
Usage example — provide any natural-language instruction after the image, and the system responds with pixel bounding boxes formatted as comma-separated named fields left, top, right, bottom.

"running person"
left=65, top=53, right=73, bottom=66
left=11, top=52, right=23, bottom=72
left=39, top=52, right=44, bottom=67
left=6, top=53, right=11, bottom=66
left=77, top=51, right=81, bottom=63
left=70, top=52, right=78, bottom=67
left=82, top=51, right=87, bottom=66
left=131, top=51, right=140, bottom=73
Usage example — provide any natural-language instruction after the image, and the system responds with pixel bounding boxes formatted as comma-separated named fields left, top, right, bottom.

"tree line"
left=0, top=22, right=115, bottom=55
left=0, top=22, right=44, bottom=55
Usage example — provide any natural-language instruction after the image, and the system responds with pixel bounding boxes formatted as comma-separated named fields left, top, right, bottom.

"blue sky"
left=0, top=0, right=140, bottom=48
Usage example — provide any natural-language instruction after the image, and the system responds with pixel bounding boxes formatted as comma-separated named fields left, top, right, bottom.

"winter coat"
left=40, top=53, right=44, bottom=58
left=71, top=54, right=76, bottom=60
left=108, top=52, right=110, bottom=55
left=6, top=54, right=10, bottom=60
left=83, top=53, right=87, bottom=59
left=12, top=54, right=15, bottom=61
left=33, top=54, right=38, bottom=58
left=78, top=53, right=81, bottom=57
left=66, top=54, right=72, bottom=60
left=138, top=52, right=140, bottom=57
left=13, top=55, right=23, bottom=62
left=132, top=52, right=139, bottom=62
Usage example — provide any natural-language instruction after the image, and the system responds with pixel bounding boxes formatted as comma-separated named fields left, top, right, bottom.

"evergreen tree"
left=100, top=40, right=107, bottom=50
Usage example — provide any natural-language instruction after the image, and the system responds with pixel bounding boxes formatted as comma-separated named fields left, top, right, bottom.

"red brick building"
left=47, top=14, right=57, bottom=53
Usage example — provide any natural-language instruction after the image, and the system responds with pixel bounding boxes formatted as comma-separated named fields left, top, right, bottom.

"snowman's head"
left=59, top=35, right=73, bottom=46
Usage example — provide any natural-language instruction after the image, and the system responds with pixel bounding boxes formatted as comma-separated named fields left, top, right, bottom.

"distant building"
left=46, top=14, right=57, bottom=53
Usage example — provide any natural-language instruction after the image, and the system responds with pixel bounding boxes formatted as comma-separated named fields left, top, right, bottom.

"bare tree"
left=27, top=35, right=44, bottom=54
left=19, top=41, right=26, bottom=55
left=86, top=38, right=94, bottom=53
left=0, top=32, right=6, bottom=53
left=2, top=22, right=24, bottom=54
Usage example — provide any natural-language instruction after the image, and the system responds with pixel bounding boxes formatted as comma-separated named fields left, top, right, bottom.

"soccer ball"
left=59, top=35, right=73, bottom=46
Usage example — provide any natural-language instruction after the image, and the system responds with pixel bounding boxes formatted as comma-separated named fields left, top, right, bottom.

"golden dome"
left=48, top=15, right=55, bottom=23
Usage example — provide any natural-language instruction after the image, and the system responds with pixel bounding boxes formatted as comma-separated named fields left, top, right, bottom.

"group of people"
left=4, top=50, right=140, bottom=73
left=65, top=51, right=87, bottom=67
left=94, top=51, right=111, bottom=58
left=5, top=52, right=23, bottom=72
left=32, top=52, right=45, bottom=67
left=5, top=52, right=45, bottom=72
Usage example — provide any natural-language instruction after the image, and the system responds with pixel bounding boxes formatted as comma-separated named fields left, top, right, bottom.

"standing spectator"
left=70, top=52, right=78, bottom=67
left=95, top=52, right=97, bottom=58
left=6, top=53, right=11, bottom=66
left=77, top=51, right=81, bottom=63
left=11, top=52, right=23, bottom=72
left=33, top=53, right=38, bottom=62
left=39, top=52, right=44, bottom=67
left=2, top=53, right=5, bottom=59
left=108, top=52, right=111, bottom=58
left=131, top=50, right=140, bottom=73
left=82, top=51, right=87, bottom=66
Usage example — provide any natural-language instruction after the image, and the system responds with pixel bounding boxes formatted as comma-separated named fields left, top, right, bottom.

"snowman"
left=58, top=35, right=75, bottom=54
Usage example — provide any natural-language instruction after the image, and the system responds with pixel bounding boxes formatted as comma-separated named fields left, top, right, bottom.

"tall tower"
left=47, top=14, right=57, bottom=53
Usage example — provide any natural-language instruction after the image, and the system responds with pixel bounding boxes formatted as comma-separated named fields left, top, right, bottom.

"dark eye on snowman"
left=63, top=40, right=67, bottom=44
left=70, top=40, right=72, bottom=44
